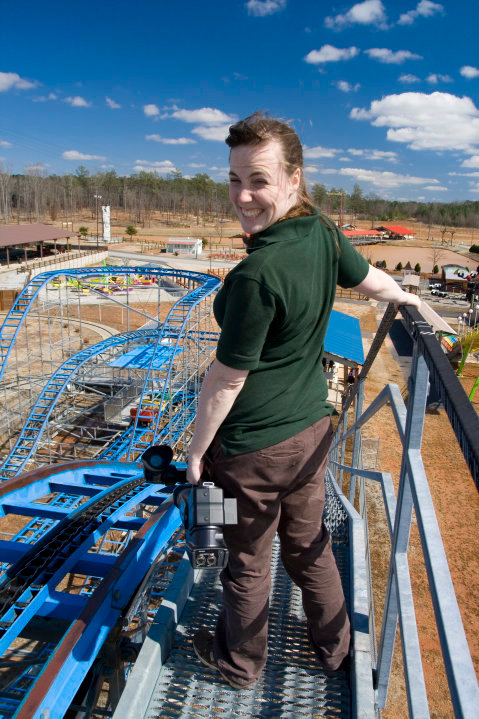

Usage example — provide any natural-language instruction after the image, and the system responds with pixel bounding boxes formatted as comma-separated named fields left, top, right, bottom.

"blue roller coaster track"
left=0, top=264, right=477, bottom=718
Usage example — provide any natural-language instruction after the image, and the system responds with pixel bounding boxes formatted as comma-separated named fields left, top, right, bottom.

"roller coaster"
left=0, top=266, right=477, bottom=718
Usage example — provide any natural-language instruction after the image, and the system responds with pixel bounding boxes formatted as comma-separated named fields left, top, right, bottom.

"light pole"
left=94, top=194, right=102, bottom=248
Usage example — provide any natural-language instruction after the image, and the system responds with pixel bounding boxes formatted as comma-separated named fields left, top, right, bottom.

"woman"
left=187, top=112, right=421, bottom=690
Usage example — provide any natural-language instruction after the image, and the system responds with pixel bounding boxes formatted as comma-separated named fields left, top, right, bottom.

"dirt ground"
left=334, top=298, right=479, bottom=718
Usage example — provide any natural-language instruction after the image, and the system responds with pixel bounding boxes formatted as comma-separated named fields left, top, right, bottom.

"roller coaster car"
left=130, top=407, right=158, bottom=425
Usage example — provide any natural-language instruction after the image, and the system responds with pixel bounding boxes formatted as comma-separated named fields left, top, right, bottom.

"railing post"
left=348, top=378, right=365, bottom=505
left=338, top=407, right=348, bottom=488
left=376, top=342, right=430, bottom=715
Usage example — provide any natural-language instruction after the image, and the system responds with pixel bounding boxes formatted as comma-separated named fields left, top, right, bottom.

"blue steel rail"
left=0, top=266, right=220, bottom=384
left=0, top=461, right=183, bottom=719
left=0, top=268, right=220, bottom=475
left=0, top=330, right=161, bottom=478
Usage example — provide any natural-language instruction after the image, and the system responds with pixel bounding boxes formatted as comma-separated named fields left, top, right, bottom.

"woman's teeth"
left=242, top=209, right=262, bottom=218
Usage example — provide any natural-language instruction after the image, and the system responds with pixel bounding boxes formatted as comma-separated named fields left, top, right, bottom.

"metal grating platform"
left=143, top=533, right=351, bottom=717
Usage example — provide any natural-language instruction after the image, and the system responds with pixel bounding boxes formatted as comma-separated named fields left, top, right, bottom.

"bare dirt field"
left=334, top=298, right=479, bottom=718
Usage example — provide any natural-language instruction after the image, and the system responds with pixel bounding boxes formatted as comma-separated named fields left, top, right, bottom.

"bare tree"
left=0, top=163, right=12, bottom=224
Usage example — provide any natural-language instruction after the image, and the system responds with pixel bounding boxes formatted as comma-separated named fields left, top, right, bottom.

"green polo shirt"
left=213, top=211, right=369, bottom=456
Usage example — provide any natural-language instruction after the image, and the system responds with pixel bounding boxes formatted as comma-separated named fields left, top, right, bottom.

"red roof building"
left=375, top=225, right=415, bottom=238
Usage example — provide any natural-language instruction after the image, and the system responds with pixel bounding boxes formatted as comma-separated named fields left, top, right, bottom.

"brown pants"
left=206, top=416, right=350, bottom=687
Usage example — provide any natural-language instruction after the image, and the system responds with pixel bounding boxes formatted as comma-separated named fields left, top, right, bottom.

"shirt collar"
left=246, top=210, right=318, bottom=254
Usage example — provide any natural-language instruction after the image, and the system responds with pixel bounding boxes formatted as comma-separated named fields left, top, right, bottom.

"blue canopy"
left=324, top=309, right=364, bottom=365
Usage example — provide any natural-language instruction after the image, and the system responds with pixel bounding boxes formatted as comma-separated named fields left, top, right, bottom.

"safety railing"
left=328, top=303, right=479, bottom=718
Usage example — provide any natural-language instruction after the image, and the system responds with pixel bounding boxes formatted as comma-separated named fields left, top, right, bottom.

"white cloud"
left=303, top=145, right=341, bottom=159
left=33, top=92, right=58, bottom=102
left=399, top=74, right=421, bottom=83
left=246, top=0, right=286, bottom=16
left=25, top=163, right=48, bottom=173
left=398, top=1, right=443, bottom=25
left=325, top=0, right=387, bottom=30
left=426, top=73, right=452, bottom=84
left=64, top=96, right=91, bottom=107
left=424, top=185, right=448, bottom=191
left=336, top=80, right=360, bottom=92
left=62, top=150, right=106, bottom=160
left=146, top=134, right=196, bottom=145
left=351, top=91, right=479, bottom=152
left=449, top=171, right=479, bottom=177
left=365, top=48, right=422, bottom=64
left=0, top=71, right=37, bottom=92
left=189, top=162, right=207, bottom=168
left=337, top=167, right=439, bottom=188
left=469, top=183, right=479, bottom=193
left=171, top=107, right=236, bottom=125
left=0, top=139, right=12, bottom=148
left=462, top=156, right=479, bottom=168
left=304, top=165, right=319, bottom=173
left=106, top=97, right=121, bottom=109
left=134, top=160, right=176, bottom=173
left=304, top=45, right=359, bottom=64
left=192, top=124, right=231, bottom=141
left=347, top=148, right=398, bottom=162
left=143, top=104, right=160, bottom=117
left=460, top=66, right=479, bottom=79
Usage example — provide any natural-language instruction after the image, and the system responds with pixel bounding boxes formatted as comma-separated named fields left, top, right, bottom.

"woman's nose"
left=238, top=187, right=253, bottom=203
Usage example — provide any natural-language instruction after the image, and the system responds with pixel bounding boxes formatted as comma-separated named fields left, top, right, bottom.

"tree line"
left=1, top=164, right=479, bottom=231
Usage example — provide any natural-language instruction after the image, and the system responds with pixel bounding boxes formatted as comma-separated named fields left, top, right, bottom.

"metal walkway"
left=114, top=475, right=370, bottom=719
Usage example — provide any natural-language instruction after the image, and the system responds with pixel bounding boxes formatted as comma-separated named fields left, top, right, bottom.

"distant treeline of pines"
left=1, top=165, right=479, bottom=231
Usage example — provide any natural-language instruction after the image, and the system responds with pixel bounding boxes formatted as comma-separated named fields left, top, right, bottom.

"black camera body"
left=141, top=445, right=237, bottom=569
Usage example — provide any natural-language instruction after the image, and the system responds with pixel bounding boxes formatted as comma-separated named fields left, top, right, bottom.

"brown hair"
left=225, top=111, right=315, bottom=220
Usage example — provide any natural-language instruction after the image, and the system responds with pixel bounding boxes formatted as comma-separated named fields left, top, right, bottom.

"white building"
left=166, top=238, right=203, bottom=255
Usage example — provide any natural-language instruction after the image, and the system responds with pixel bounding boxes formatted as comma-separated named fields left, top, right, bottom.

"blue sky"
left=1, top=0, right=479, bottom=201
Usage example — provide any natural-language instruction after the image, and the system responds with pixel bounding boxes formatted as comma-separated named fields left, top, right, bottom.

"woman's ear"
left=291, top=167, right=301, bottom=192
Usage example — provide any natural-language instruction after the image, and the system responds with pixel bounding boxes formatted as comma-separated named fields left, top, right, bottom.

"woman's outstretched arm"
left=352, top=265, right=422, bottom=308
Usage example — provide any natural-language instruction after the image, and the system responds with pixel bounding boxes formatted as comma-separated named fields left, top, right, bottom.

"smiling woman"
left=186, top=111, right=421, bottom=690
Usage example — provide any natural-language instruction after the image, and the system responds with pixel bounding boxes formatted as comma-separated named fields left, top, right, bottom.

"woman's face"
left=229, top=139, right=301, bottom=234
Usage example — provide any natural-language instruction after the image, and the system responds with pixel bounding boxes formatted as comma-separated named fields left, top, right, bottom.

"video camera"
left=141, top=445, right=237, bottom=570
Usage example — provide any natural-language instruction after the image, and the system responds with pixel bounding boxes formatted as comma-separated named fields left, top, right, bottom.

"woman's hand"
left=395, top=292, right=422, bottom=311
left=187, top=455, right=204, bottom=485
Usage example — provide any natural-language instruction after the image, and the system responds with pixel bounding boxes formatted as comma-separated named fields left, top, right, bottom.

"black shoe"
left=192, top=629, right=256, bottom=691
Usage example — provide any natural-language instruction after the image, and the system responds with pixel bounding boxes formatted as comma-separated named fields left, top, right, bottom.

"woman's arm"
left=352, top=265, right=422, bottom=309
left=187, top=358, right=249, bottom=484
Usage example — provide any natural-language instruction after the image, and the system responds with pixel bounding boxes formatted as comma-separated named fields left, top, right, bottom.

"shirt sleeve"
left=215, top=275, right=277, bottom=370
left=336, top=229, right=370, bottom=288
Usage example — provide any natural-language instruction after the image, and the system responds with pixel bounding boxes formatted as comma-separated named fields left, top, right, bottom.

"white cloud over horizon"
left=146, top=134, right=196, bottom=145
left=398, top=1, right=444, bottom=26
left=133, top=159, right=176, bottom=173
left=62, top=150, right=106, bottom=160
left=351, top=91, right=479, bottom=153
left=303, top=145, right=341, bottom=159
left=347, top=148, right=398, bottom=162
left=106, top=97, right=121, bottom=109
left=304, top=45, right=359, bottom=64
left=336, top=80, right=360, bottom=92
left=64, top=96, right=91, bottom=107
left=364, top=48, right=422, bottom=64
left=192, top=124, right=231, bottom=141
left=0, top=71, right=38, bottom=92
left=171, top=108, right=236, bottom=125
left=246, top=0, right=286, bottom=17
left=336, top=166, right=440, bottom=188
left=325, top=0, right=387, bottom=30
left=143, top=104, right=160, bottom=117
left=460, top=66, right=479, bottom=79
left=399, top=74, right=421, bottom=83
left=0, top=139, right=12, bottom=148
